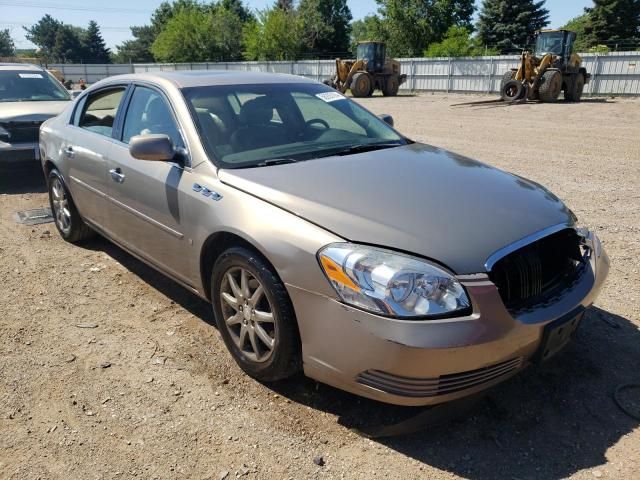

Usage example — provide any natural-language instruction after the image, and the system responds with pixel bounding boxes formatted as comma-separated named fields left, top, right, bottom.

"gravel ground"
left=1, top=93, right=639, bottom=480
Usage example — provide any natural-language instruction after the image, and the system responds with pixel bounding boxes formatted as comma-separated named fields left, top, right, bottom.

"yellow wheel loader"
left=501, top=29, right=591, bottom=103
left=324, top=41, right=407, bottom=98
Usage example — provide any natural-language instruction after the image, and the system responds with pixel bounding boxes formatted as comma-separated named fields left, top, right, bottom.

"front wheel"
left=211, top=247, right=301, bottom=382
left=48, top=169, right=95, bottom=243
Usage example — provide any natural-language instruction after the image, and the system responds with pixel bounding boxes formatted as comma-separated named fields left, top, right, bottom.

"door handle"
left=63, top=146, right=75, bottom=158
left=109, top=168, right=125, bottom=183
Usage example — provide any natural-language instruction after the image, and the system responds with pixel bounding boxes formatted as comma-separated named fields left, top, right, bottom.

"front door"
left=105, top=85, right=195, bottom=286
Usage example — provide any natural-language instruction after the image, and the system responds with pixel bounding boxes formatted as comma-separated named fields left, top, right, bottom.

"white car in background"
left=0, top=63, right=71, bottom=163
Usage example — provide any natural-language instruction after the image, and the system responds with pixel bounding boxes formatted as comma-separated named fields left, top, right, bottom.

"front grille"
left=488, top=228, right=586, bottom=312
left=2, top=121, right=42, bottom=143
left=356, top=358, right=523, bottom=398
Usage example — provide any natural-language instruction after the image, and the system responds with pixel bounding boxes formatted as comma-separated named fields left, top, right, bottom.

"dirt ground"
left=1, top=93, right=639, bottom=480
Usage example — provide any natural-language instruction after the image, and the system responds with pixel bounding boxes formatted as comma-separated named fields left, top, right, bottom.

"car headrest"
left=145, top=97, right=168, bottom=123
left=239, top=96, right=274, bottom=126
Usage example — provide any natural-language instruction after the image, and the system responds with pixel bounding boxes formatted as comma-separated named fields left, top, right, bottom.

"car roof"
left=99, top=70, right=317, bottom=89
left=0, top=63, right=45, bottom=72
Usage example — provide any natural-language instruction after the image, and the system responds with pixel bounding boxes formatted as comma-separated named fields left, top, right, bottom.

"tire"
left=565, top=74, right=585, bottom=102
left=47, top=169, right=95, bottom=243
left=500, top=70, right=515, bottom=91
left=351, top=72, right=372, bottom=98
left=501, top=80, right=526, bottom=103
left=382, top=75, right=400, bottom=96
left=211, top=247, right=301, bottom=382
left=538, top=70, right=562, bottom=103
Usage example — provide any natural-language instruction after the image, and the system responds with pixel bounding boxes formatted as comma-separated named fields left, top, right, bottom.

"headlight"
left=318, top=243, right=470, bottom=318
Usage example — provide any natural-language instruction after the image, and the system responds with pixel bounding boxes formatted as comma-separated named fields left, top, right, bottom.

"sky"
left=2, top=0, right=593, bottom=51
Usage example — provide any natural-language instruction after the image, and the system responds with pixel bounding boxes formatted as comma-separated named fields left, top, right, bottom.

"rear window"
left=0, top=70, right=70, bottom=102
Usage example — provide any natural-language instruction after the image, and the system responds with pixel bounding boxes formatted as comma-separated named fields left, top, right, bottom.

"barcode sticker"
left=316, top=91, right=345, bottom=103
left=18, top=73, right=44, bottom=79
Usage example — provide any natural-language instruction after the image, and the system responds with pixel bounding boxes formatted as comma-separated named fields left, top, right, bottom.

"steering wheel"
left=305, top=118, right=330, bottom=130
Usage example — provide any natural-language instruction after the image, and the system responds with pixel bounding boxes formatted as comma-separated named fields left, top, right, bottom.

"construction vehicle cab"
left=357, top=41, right=386, bottom=73
left=501, top=29, right=590, bottom=103
left=323, top=41, right=407, bottom=98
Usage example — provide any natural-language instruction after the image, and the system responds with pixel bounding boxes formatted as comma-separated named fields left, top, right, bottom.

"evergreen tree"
left=52, top=25, right=84, bottom=63
left=83, top=21, right=111, bottom=63
left=298, top=0, right=352, bottom=57
left=24, top=14, right=62, bottom=60
left=0, top=29, right=16, bottom=56
left=584, top=0, right=640, bottom=50
left=477, top=0, right=549, bottom=53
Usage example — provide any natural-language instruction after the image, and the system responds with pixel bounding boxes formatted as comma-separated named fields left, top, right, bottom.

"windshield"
left=535, top=32, right=564, bottom=56
left=182, top=82, right=406, bottom=168
left=0, top=70, right=71, bottom=103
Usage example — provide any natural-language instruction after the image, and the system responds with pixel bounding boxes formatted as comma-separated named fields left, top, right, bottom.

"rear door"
left=104, top=83, right=196, bottom=286
left=66, top=85, right=128, bottom=229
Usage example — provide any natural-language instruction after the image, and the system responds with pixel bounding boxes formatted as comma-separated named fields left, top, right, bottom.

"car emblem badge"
left=193, top=183, right=222, bottom=201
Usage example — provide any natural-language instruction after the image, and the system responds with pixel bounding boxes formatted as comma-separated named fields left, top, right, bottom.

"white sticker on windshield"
left=18, top=73, right=43, bottom=79
left=316, top=91, right=345, bottom=103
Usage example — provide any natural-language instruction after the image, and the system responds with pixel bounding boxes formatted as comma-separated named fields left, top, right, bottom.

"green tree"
left=298, top=0, right=353, bottom=57
left=52, top=24, right=84, bottom=63
left=477, top=0, right=550, bottom=53
left=584, top=0, right=640, bottom=50
left=375, top=0, right=476, bottom=57
left=275, top=0, right=294, bottom=11
left=115, top=1, right=201, bottom=63
left=562, top=13, right=591, bottom=51
left=425, top=25, right=497, bottom=57
left=243, top=8, right=304, bottom=60
left=218, top=0, right=253, bottom=22
left=151, top=5, right=245, bottom=62
left=23, top=14, right=62, bottom=60
left=83, top=20, right=111, bottom=63
left=0, top=29, right=16, bottom=56
left=351, top=15, right=388, bottom=52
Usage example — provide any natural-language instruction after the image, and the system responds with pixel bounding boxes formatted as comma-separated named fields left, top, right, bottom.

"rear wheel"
left=47, top=169, right=94, bottom=243
left=565, top=74, right=585, bottom=102
left=351, top=72, right=372, bottom=98
left=382, top=75, right=400, bottom=96
left=211, top=247, right=301, bottom=382
left=539, top=70, right=562, bottom=103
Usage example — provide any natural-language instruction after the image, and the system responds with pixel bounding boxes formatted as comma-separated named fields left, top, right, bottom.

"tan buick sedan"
left=39, top=71, right=609, bottom=406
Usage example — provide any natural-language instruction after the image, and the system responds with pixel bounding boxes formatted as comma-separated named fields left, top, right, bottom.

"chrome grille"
left=356, top=358, right=523, bottom=398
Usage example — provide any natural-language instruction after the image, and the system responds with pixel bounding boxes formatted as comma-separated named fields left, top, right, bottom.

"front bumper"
left=0, top=141, right=40, bottom=162
left=288, top=235, right=609, bottom=406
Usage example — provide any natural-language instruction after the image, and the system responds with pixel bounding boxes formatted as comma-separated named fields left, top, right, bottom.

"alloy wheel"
left=50, top=177, right=72, bottom=235
left=220, top=267, right=276, bottom=362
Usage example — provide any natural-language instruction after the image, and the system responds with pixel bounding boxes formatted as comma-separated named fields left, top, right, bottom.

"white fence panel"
left=49, top=52, right=640, bottom=95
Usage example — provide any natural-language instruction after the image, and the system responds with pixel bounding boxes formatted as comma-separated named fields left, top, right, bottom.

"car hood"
left=0, top=101, right=70, bottom=123
left=219, top=143, right=574, bottom=274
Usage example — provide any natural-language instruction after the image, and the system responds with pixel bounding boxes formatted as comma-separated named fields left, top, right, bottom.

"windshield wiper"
left=326, top=142, right=404, bottom=157
left=254, top=157, right=300, bottom=167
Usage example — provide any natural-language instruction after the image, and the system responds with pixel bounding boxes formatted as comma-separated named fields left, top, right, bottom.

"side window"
left=122, top=86, right=184, bottom=148
left=79, top=88, right=125, bottom=137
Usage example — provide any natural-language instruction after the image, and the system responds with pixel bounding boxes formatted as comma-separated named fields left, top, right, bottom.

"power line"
left=0, top=1, right=149, bottom=14
left=0, top=21, right=133, bottom=31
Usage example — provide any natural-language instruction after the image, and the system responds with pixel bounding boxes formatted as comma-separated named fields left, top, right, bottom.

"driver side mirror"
left=378, top=113, right=394, bottom=127
left=129, top=134, right=175, bottom=162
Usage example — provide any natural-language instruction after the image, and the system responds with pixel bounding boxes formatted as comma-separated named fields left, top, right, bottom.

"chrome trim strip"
left=107, top=197, right=184, bottom=239
left=70, top=175, right=108, bottom=198
left=484, top=223, right=573, bottom=272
